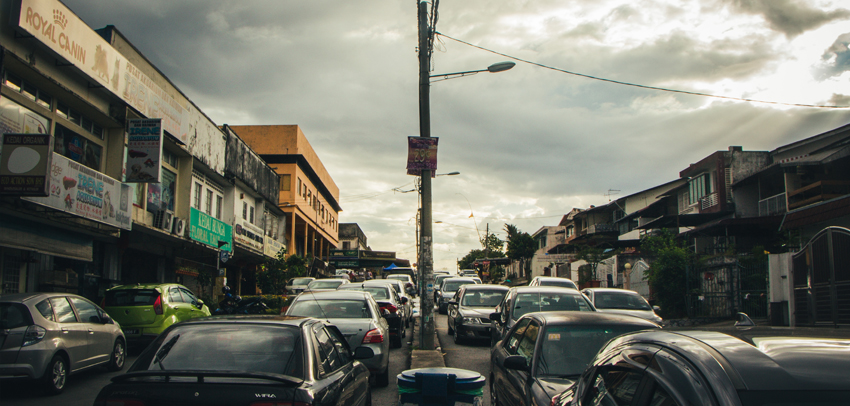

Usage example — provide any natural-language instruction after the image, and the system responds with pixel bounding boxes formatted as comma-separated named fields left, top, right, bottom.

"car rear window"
left=0, top=303, right=33, bottom=329
left=595, top=292, right=651, bottom=310
left=541, top=280, right=577, bottom=289
left=133, top=324, right=304, bottom=379
left=105, top=289, right=160, bottom=306
left=288, top=299, right=372, bottom=319
left=513, top=292, right=594, bottom=319
left=443, top=281, right=470, bottom=292
left=309, top=280, right=343, bottom=289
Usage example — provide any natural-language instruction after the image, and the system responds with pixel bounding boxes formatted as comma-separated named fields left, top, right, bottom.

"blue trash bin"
left=397, top=367, right=485, bottom=406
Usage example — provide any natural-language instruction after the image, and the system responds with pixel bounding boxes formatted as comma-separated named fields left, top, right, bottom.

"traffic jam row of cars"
left=436, top=275, right=850, bottom=406
left=4, top=272, right=850, bottom=405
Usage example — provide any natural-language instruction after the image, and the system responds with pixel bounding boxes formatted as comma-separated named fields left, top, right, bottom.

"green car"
left=103, top=283, right=210, bottom=347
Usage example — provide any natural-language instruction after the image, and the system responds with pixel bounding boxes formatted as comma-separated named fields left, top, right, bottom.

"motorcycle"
left=214, top=295, right=270, bottom=315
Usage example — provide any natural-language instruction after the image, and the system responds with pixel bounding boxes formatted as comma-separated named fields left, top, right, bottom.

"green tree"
left=575, top=245, right=616, bottom=281
left=481, top=233, right=505, bottom=255
left=257, top=252, right=308, bottom=295
left=642, top=230, right=697, bottom=318
left=504, top=225, right=536, bottom=278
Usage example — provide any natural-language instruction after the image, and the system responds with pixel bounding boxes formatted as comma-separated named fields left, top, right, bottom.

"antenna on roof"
left=604, top=189, right=620, bottom=202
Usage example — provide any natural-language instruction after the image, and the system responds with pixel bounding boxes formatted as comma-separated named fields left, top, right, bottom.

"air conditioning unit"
left=173, top=217, right=187, bottom=237
left=155, top=210, right=174, bottom=232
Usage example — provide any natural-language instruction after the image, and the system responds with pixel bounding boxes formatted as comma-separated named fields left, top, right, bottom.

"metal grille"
left=792, top=227, right=850, bottom=326
left=2, top=255, right=22, bottom=293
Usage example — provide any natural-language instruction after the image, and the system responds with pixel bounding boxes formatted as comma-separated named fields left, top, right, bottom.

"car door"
left=68, top=296, right=113, bottom=366
left=327, top=325, right=369, bottom=406
left=166, top=286, right=193, bottom=321
left=48, top=296, right=90, bottom=370
left=448, top=287, right=465, bottom=331
left=311, top=323, right=347, bottom=406
left=510, top=319, right=540, bottom=406
left=179, top=287, right=209, bottom=318
left=492, top=318, right=532, bottom=406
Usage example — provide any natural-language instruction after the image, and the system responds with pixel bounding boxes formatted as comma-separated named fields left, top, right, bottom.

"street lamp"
left=417, top=0, right=513, bottom=351
left=430, top=62, right=516, bottom=82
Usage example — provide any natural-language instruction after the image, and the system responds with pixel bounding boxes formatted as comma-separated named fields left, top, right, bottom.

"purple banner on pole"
left=407, top=136, right=438, bottom=176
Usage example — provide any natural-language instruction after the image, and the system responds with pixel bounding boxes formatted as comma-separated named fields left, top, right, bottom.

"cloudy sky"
left=62, top=0, right=850, bottom=272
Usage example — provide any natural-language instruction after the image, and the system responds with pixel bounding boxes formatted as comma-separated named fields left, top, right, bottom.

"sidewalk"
left=409, top=316, right=446, bottom=369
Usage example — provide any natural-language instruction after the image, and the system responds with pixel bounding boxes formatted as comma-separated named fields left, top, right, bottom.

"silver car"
left=303, top=278, right=349, bottom=293
left=437, top=277, right=478, bottom=314
left=0, top=292, right=126, bottom=394
left=581, top=287, right=663, bottom=324
left=529, top=276, right=579, bottom=290
left=364, top=279, right=412, bottom=328
left=285, top=290, right=392, bottom=387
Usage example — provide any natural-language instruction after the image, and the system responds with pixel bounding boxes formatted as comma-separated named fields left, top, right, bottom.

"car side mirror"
left=353, top=346, right=375, bottom=360
left=652, top=305, right=661, bottom=312
left=100, top=315, right=113, bottom=324
left=735, top=312, right=755, bottom=327
left=489, top=312, right=501, bottom=324
left=401, top=297, right=409, bottom=304
left=504, top=355, right=529, bottom=371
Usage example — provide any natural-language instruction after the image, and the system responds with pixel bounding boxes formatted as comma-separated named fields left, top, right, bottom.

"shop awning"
left=0, top=214, right=93, bottom=261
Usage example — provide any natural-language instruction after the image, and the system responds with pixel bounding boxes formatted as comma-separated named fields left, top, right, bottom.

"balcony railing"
left=700, top=192, right=719, bottom=210
left=787, top=180, right=850, bottom=210
left=587, top=223, right=617, bottom=234
left=758, top=193, right=786, bottom=216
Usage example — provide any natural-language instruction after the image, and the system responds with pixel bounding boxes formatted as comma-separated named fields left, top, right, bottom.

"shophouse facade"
left=0, top=0, right=284, bottom=302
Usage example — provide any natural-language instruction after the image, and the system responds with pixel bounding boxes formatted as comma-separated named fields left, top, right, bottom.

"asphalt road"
left=435, top=311, right=493, bottom=406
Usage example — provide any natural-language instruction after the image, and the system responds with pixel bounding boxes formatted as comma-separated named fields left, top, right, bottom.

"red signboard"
left=407, top=136, right=438, bottom=176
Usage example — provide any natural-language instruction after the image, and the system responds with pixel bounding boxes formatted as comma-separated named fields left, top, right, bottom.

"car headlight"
left=462, top=317, right=481, bottom=324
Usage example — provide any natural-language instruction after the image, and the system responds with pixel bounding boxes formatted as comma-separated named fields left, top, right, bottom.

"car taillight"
left=380, top=304, right=397, bottom=314
left=22, top=325, right=46, bottom=347
left=362, top=328, right=384, bottom=344
left=153, top=295, right=163, bottom=315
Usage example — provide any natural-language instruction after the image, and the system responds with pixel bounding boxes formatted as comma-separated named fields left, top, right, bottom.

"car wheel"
left=107, top=339, right=126, bottom=371
left=490, top=375, right=499, bottom=406
left=453, top=327, right=463, bottom=345
left=391, top=334, right=402, bottom=349
left=447, top=321, right=454, bottom=336
left=376, top=367, right=390, bottom=387
left=365, top=386, right=373, bottom=405
left=42, top=355, right=67, bottom=395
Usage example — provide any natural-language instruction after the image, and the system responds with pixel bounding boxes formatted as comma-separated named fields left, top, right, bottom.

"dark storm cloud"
left=726, top=0, right=850, bottom=38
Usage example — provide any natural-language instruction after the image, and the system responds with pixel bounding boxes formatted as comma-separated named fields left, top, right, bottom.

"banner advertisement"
left=330, top=249, right=359, bottom=259
left=0, top=98, right=49, bottom=135
left=360, top=250, right=395, bottom=261
left=406, top=136, right=438, bottom=176
left=190, top=207, right=232, bottom=252
left=0, top=133, right=52, bottom=196
left=24, top=153, right=133, bottom=230
left=17, top=0, right=189, bottom=143
left=234, top=218, right=264, bottom=253
left=126, top=119, right=163, bottom=183
left=263, top=236, right=285, bottom=259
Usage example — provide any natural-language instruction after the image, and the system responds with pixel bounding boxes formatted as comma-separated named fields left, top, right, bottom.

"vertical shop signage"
left=190, top=207, right=232, bottom=251
left=406, top=136, right=438, bottom=176
left=126, top=119, right=163, bottom=183
left=0, top=133, right=52, bottom=195
left=24, top=153, right=133, bottom=230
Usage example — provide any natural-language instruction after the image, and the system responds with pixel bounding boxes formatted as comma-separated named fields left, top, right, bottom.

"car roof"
left=183, top=314, right=315, bottom=327
left=610, top=329, right=850, bottom=391
left=107, top=283, right=179, bottom=291
left=460, top=284, right=509, bottom=292
left=292, top=290, right=371, bottom=300
left=0, top=292, right=82, bottom=304
left=582, top=288, right=640, bottom=294
left=534, top=276, right=574, bottom=281
left=444, top=277, right=476, bottom=282
left=523, top=311, right=660, bottom=327
left=512, top=286, right=584, bottom=294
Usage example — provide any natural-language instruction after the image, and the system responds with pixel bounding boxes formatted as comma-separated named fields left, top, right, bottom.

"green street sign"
left=190, top=207, right=232, bottom=251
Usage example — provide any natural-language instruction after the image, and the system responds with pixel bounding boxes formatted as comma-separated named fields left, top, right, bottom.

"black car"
left=490, top=286, right=596, bottom=346
left=550, top=324, right=850, bottom=406
left=339, top=282, right=408, bottom=348
left=447, top=284, right=509, bottom=344
left=490, top=312, right=660, bottom=406
left=93, top=315, right=374, bottom=406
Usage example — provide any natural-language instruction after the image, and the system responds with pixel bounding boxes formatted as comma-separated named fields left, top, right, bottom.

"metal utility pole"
left=417, top=0, right=436, bottom=351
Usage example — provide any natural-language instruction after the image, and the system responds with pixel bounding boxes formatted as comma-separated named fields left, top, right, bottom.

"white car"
left=581, top=287, right=663, bottom=324
left=528, top=276, right=578, bottom=290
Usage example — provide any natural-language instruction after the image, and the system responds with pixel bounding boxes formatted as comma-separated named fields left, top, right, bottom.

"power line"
left=436, top=32, right=850, bottom=109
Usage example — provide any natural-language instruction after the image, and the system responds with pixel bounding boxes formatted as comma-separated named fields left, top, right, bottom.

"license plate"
left=123, top=329, right=139, bottom=335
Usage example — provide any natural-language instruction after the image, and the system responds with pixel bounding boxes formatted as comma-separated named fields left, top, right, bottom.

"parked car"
left=528, top=276, right=579, bottom=290
left=339, top=283, right=407, bottom=348
left=386, top=274, right=416, bottom=297
left=304, top=278, right=350, bottom=293
left=549, top=323, right=850, bottom=406
left=93, top=315, right=375, bottom=406
left=437, top=277, right=478, bottom=314
left=365, top=279, right=413, bottom=328
left=581, top=287, right=662, bottom=324
left=490, top=286, right=597, bottom=346
left=490, top=311, right=660, bottom=406
left=103, top=283, right=210, bottom=348
left=446, top=284, right=509, bottom=344
left=285, top=290, right=391, bottom=386
left=286, top=277, right=316, bottom=295
left=0, top=292, right=126, bottom=394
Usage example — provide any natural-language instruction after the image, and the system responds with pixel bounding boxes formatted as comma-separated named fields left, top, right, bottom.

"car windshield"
left=513, top=292, right=594, bottom=320
left=342, top=286, right=390, bottom=300
left=537, top=325, right=652, bottom=378
left=443, top=281, right=470, bottom=292
left=291, top=278, right=312, bottom=286
left=134, top=324, right=304, bottom=379
left=388, top=276, right=409, bottom=282
left=461, top=290, right=506, bottom=307
left=105, top=289, right=159, bottom=306
left=288, top=299, right=371, bottom=319
left=308, top=280, right=343, bottom=289
left=540, top=280, right=577, bottom=289
left=594, top=292, right=652, bottom=310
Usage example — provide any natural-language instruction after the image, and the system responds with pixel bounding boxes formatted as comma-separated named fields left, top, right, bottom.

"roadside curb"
left=409, top=316, right=446, bottom=369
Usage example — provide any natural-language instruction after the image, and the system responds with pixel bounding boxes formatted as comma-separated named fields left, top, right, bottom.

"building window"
left=689, top=173, right=711, bottom=205
left=215, top=196, right=223, bottom=219
left=56, top=102, right=104, bottom=139
left=3, top=73, right=52, bottom=111
left=297, top=178, right=302, bottom=195
left=194, top=183, right=202, bottom=209
left=280, top=174, right=291, bottom=191
left=163, top=149, right=179, bottom=168
left=250, top=206, right=255, bottom=224
left=54, top=124, right=103, bottom=171
left=243, top=202, right=248, bottom=220
left=205, top=190, right=213, bottom=215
